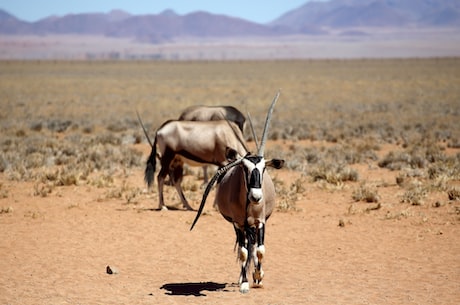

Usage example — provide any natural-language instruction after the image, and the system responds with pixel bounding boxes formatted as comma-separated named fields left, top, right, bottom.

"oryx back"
left=178, top=105, right=246, bottom=131
left=156, top=120, right=246, bottom=167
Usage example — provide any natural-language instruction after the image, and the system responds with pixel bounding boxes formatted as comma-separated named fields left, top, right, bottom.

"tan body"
left=215, top=166, right=275, bottom=228
left=145, top=119, right=247, bottom=210
left=178, top=105, right=246, bottom=183
left=156, top=120, right=245, bottom=167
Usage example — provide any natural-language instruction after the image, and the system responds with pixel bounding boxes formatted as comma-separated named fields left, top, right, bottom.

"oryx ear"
left=225, top=147, right=239, bottom=162
left=266, top=158, right=285, bottom=169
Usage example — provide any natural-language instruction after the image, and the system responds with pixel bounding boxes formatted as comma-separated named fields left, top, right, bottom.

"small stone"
left=106, top=265, right=119, bottom=274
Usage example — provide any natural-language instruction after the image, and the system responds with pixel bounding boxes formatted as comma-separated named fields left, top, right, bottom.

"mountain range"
left=1, top=0, right=459, bottom=42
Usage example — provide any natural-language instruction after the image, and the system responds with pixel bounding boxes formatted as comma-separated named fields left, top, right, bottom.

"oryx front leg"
left=235, top=226, right=250, bottom=293
left=252, top=223, right=266, bottom=287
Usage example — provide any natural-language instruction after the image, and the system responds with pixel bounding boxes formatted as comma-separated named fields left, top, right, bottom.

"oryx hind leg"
left=157, top=150, right=175, bottom=210
left=252, top=223, right=265, bottom=287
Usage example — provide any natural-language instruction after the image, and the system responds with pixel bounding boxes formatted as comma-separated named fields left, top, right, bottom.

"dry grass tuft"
left=308, top=163, right=358, bottom=185
left=400, top=181, right=428, bottom=206
left=273, top=176, right=306, bottom=212
left=447, top=187, right=460, bottom=201
left=352, top=183, right=380, bottom=203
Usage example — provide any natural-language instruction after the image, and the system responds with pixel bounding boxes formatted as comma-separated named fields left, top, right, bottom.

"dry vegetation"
left=0, top=58, right=459, bottom=212
left=1, top=59, right=460, bottom=305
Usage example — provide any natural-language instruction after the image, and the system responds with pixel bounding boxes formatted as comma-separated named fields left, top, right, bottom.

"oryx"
left=178, top=105, right=246, bottom=183
left=190, top=91, right=285, bottom=293
left=137, top=115, right=248, bottom=211
left=178, top=105, right=246, bottom=131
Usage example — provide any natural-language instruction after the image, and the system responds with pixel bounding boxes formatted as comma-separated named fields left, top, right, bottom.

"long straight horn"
left=224, top=118, right=249, bottom=153
left=136, top=110, right=153, bottom=147
left=258, top=90, right=281, bottom=157
left=247, top=111, right=259, bottom=151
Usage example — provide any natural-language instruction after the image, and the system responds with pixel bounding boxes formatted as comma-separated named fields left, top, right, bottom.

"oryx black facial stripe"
left=242, top=156, right=265, bottom=188
left=249, top=168, right=262, bottom=188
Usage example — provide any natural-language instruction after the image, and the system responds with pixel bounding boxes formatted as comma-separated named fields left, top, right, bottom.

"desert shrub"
left=447, top=187, right=460, bottom=201
left=352, top=183, right=380, bottom=203
left=24, top=152, right=47, bottom=169
left=29, top=121, right=43, bottom=132
left=0, top=154, right=7, bottom=173
left=0, top=128, right=142, bottom=184
left=379, top=151, right=417, bottom=170
left=107, top=121, right=128, bottom=133
left=33, top=182, right=54, bottom=197
left=308, top=162, right=358, bottom=185
left=448, top=138, right=460, bottom=149
left=47, top=119, right=72, bottom=132
left=427, top=155, right=460, bottom=180
left=0, top=206, right=12, bottom=213
left=272, top=176, right=305, bottom=212
left=82, top=123, right=95, bottom=134
left=0, top=183, right=8, bottom=199
left=400, top=182, right=427, bottom=206
left=379, top=141, right=448, bottom=171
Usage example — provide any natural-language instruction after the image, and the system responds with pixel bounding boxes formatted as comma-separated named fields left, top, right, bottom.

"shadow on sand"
left=134, top=206, right=196, bottom=212
left=160, top=282, right=229, bottom=296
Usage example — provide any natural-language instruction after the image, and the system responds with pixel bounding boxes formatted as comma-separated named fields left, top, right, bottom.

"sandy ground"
left=1, top=143, right=459, bottom=305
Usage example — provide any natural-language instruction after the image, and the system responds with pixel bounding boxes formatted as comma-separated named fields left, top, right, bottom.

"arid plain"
left=0, top=59, right=459, bottom=304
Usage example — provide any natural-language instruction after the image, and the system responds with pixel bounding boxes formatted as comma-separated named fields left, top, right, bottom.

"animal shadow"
left=160, top=282, right=229, bottom=296
left=137, top=206, right=195, bottom=212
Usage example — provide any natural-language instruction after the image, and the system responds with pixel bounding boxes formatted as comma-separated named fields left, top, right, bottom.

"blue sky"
left=0, top=0, right=324, bottom=24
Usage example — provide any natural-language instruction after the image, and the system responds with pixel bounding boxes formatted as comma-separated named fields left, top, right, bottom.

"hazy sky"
left=0, top=0, right=325, bottom=24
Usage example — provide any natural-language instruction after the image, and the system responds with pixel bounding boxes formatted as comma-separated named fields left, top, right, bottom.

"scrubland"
left=1, top=59, right=459, bottom=209
left=0, top=59, right=459, bottom=304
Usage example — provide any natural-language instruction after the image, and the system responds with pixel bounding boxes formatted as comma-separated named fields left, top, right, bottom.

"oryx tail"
left=136, top=110, right=157, bottom=188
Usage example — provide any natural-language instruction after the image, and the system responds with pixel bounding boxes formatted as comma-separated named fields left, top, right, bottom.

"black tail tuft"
left=145, top=138, right=157, bottom=187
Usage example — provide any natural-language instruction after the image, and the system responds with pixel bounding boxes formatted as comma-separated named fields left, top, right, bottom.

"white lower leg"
left=253, top=245, right=265, bottom=285
left=240, top=282, right=250, bottom=293
left=238, top=246, right=250, bottom=293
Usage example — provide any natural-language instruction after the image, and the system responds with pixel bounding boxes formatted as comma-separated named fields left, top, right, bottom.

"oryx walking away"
left=178, top=105, right=246, bottom=183
left=178, top=105, right=246, bottom=131
left=137, top=115, right=248, bottom=211
left=190, top=91, right=285, bottom=293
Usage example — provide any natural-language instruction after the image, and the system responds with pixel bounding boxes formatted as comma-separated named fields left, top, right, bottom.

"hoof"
left=253, top=270, right=264, bottom=283
left=239, top=282, right=250, bottom=294
left=160, top=206, right=168, bottom=211
left=252, top=281, right=264, bottom=289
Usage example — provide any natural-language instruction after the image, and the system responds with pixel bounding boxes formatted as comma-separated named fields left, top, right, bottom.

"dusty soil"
left=1, top=142, right=459, bottom=305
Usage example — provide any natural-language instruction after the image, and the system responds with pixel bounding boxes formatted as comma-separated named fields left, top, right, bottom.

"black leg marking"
left=234, top=226, right=251, bottom=293
left=253, top=223, right=265, bottom=286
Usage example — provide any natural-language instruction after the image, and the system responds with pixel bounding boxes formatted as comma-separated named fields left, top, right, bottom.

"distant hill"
left=0, top=9, right=292, bottom=42
left=0, top=0, right=459, bottom=41
left=105, top=10, right=283, bottom=43
left=271, top=0, right=460, bottom=30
